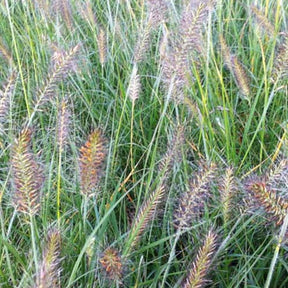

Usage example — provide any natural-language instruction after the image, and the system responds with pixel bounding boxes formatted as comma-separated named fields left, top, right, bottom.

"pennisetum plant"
left=125, top=185, right=165, bottom=254
left=245, top=176, right=288, bottom=227
left=133, top=0, right=167, bottom=64
left=11, top=129, right=44, bottom=275
left=97, top=26, right=107, bottom=67
left=0, top=36, right=13, bottom=65
left=127, top=64, right=141, bottom=177
left=245, top=158, right=288, bottom=230
left=79, top=128, right=106, bottom=198
left=174, top=162, right=217, bottom=230
left=161, top=162, right=217, bottom=286
left=272, top=33, right=288, bottom=83
left=56, top=99, right=71, bottom=224
left=265, top=158, right=288, bottom=186
left=219, top=167, right=236, bottom=232
left=250, top=5, right=276, bottom=37
left=161, top=1, right=215, bottom=103
left=11, top=129, right=44, bottom=216
left=54, top=0, right=73, bottom=30
left=34, top=227, right=62, bottom=288
left=181, top=229, right=217, bottom=288
left=0, top=71, right=16, bottom=134
left=79, top=0, right=97, bottom=27
left=99, top=247, right=124, bottom=285
left=26, top=43, right=81, bottom=127
left=219, top=34, right=251, bottom=101
left=78, top=128, right=106, bottom=233
left=125, top=124, right=185, bottom=257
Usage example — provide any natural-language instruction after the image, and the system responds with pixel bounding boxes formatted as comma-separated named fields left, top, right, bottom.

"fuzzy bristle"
left=219, top=35, right=250, bottom=99
left=36, top=43, right=81, bottom=106
left=219, top=167, right=236, bottom=225
left=272, top=34, right=288, bottom=82
left=230, top=55, right=250, bottom=98
left=265, top=159, right=288, bottom=186
left=0, top=72, right=16, bottom=129
left=54, top=0, right=73, bottom=29
left=159, top=125, right=185, bottom=183
left=0, top=37, right=12, bottom=64
left=79, top=129, right=106, bottom=197
left=79, top=0, right=97, bottom=26
left=182, top=229, right=217, bottom=288
left=146, top=0, right=167, bottom=28
left=250, top=5, right=275, bottom=36
left=162, top=1, right=214, bottom=102
left=57, top=99, right=70, bottom=150
left=133, top=0, right=167, bottom=63
left=127, top=65, right=141, bottom=102
left=97, top=27, right=107, bottom=67
left=129, top=185, right=165, bottom=250
left=35, top=227, right=62, bottom=288
left=11, top=129, right=44, bottom=215
left=246, top=178, right=288, bottom=226
left=133, top=21, right=153, bottom=63
left=219, top=34, right=232, bottom=71
left=99, top=248, right=124, bottom=283
left=174, top=163, right=217, bottom=229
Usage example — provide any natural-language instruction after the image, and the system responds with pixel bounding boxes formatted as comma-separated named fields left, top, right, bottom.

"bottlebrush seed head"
left=99, top=248, right=124, bottom=283
left=79, top=129, right=106, bottom=197
left=35, top=227, right=62, bottom=288
left=11, top=129, right=44, bottom=216
left=182, top=229, right=217, bottom=288
left=245, top=178, right=288, bottom=226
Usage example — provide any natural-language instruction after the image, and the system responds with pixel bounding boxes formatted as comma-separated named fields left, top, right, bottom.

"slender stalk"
left=29, top=215, right=39, bottom=276
left=56, top=147, right=62, bottom=225
left=4, top=0, right=30, bottom=117
left=160, top=229, right=181, bottom=287
left=130, top=99, right=135, bottom=183
left=0, top=207, right=16, bottom=286
left=264, top=214, right=288, bottom=288
left=82, top=196, right=89, bottom=235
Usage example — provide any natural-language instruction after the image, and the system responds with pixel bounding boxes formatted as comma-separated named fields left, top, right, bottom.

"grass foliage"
left=0, top=0, right=288, bottom=287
